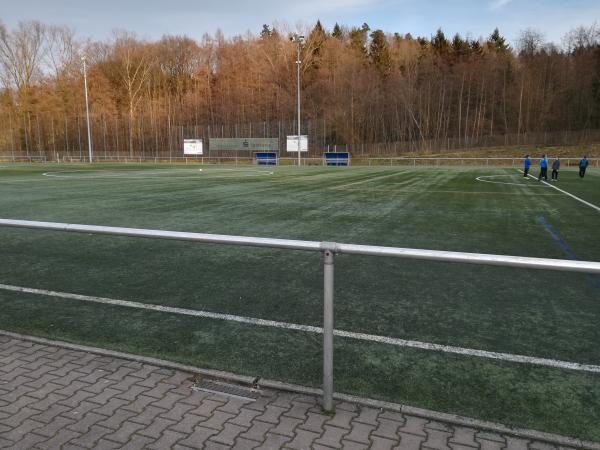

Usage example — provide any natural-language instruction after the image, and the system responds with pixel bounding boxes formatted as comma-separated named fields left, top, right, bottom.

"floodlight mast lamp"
left=82, top=56, right=93, bottom=163
left=291, top=34, right=304, bottom=166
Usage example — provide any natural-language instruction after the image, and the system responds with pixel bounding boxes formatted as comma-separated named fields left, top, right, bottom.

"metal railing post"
left=322, top=247, right=335, bottom=412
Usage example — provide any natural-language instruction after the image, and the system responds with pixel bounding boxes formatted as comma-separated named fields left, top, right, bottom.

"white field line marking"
left=0, top=283, right=321, bottom=334
left=519, top=170, right=600, bottom=213
left=42, top=168, right=274, bottom=180
left=2, top=283, right=599, bottom=374
left=45, top=168, right=269, bottom=175
left=333, top=171, right=408, bottom=189
left=475, top=174, right=548, bottom=187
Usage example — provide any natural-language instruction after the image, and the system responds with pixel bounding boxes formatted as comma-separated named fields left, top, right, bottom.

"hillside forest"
left=1, top=20, right=600, bottom=159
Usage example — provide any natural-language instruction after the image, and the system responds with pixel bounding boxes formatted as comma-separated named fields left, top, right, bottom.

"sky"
left=1, top=0, right=599, bottom=46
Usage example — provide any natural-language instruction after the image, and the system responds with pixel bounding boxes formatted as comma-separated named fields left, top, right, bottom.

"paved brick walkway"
left=0, top=335, right=593, bottom=449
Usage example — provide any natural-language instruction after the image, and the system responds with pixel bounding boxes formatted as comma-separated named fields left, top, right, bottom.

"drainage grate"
left=192, top=380, right=260, bottom=401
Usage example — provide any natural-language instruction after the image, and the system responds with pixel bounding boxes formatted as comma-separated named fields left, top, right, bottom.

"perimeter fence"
left=2, top=154, right=600, bottom=167
left=365, top=157, right=600, bottom=167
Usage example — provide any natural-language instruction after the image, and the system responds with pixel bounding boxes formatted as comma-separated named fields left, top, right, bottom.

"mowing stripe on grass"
left=537, top=216, right=600, bottom=289
left=2, top=283, right=600, bottom=374
left=332, top=170, right=408, bottom=189
left=520, top=170, right=600, bottom=212
left=0, top=178, right=58, bottom=183
left=334, top=188, right=561, bottom=196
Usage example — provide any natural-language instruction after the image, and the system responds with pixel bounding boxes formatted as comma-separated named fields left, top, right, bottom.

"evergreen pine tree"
left=369, top=29, right=392, bottom=76
left=470, top=39, right=483, bottom=56
left=432, top=28, right=450, bottom=57
left=309, top=20, right=327, bottom=57
left=332, top=23, right=343, bottom=39
left=313, top=20, right=325, bottom=36
left=488, top=28, right=509, bottom=52
left=349, top=23, right=370, bottom=55
left=451, top=33, right=468, bottom=59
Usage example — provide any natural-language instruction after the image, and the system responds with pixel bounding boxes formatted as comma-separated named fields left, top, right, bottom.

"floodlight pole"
left=82, top=56, right=93, bottom=163
left=292, top=35, right=304, bottom=166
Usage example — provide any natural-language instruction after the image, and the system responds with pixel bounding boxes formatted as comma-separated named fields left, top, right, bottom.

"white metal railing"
left=1, top=218, right=600, bottom=411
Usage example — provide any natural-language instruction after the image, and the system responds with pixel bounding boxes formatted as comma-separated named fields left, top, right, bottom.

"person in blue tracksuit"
left=538, top=155, right=548, bottom=181
left=551, top=157, right=560, bottom=181
left=523, top=155, right=531, bottom=177
left=579, top=156, right=589, bottom=178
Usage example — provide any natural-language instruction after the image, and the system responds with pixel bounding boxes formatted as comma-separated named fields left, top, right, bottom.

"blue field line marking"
left=537, top=215, right=600, bottom=289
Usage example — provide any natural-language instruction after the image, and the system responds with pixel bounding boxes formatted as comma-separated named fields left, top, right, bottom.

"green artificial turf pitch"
left=0, top=163, right=599, bottom=440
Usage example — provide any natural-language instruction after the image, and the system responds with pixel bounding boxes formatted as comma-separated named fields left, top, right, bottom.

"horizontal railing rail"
left=1, top=217, right=600, bottom=410
left=1, top=219, right=599, bottom=273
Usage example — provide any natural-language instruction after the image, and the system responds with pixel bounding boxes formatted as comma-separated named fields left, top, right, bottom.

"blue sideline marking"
left=537, top=215, right=600, bottom=289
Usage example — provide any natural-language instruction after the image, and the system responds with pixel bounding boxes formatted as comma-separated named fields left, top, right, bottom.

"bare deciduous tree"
left=0, top=21, right=47, bottom=93
left=110, top=33, right=156, bottom=156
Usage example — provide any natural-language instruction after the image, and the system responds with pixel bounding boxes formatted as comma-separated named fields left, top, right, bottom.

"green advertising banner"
left=208, top=138, right=279, bottom=151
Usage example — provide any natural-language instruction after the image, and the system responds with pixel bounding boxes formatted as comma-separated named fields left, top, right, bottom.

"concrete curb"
left=1, top=330, right=598, bottom=450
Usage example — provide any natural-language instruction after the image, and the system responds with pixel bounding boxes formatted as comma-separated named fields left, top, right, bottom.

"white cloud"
left=489, top=0, right=513, bottom=11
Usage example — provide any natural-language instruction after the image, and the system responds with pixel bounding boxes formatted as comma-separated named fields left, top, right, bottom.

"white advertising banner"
left=286, top=135, right=308, bottom=152
left=183, top=139, right=203, bottom=155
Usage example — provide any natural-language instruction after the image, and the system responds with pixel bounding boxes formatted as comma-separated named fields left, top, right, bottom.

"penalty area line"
left=1, top=283, right=600, bottom=374
left=518, top=169, right=600, bottom=213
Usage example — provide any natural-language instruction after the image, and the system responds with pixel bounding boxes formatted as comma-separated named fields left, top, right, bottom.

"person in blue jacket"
left=538, top=154, right=548, bottom=181
left=579, top=156, right=589, bottom=178
left=523, top=155, right=531, bottom=177
left=551, top=157, right=560, bottom=181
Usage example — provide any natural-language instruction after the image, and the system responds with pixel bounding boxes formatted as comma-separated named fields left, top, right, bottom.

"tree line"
left=1, top=20, right=600, bottom=159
